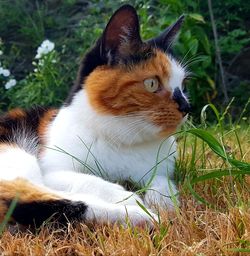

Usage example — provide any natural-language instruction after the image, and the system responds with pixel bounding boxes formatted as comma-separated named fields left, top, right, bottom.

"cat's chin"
left=158, top=114, right=188, bottom=138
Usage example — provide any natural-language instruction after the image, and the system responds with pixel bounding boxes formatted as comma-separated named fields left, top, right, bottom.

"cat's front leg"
left=67, top=193, right=158, bottom=227
left=144, top=175, right=179, bottom=210
left=44, top=170, right=144, bottom=206
left=43, top=171, right=158, bottom=227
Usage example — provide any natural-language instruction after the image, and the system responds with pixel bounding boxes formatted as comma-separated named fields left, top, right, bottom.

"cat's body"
left=42, top=90, right=177, bottom=185
left=0, top=5, right=190, bottom=227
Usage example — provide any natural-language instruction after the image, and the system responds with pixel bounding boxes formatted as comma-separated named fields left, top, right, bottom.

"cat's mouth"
left=145, top=107, right=188, bottom=137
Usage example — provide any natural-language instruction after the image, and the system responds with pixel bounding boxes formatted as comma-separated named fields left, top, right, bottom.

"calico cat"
left=0, top=5, right=190, bottom=227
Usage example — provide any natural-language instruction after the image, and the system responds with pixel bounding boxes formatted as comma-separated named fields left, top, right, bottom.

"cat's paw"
left=110, top=190, right=143, bottom=206
left=85, top=203, right=158, bottom=228
left=144, top=189, right=179, bottom=210
left=122, top=205, right=158, bottom=228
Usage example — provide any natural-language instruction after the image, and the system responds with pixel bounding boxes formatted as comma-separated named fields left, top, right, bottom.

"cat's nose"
left=172, top=88, right=191, bottom=116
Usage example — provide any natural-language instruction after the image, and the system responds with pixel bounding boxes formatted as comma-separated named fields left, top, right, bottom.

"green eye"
left=144, top=78, right=159, bottom=93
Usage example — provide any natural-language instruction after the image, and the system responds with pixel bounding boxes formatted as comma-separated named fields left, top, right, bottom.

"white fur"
left=41, top=91, right=176, bottom=178
left=168, top=57, right=189, bottom=103
left=0, top=146, right=43, bottom=185
left=168, top=57, right=185, bottom=91
left=67, top=192, right=156, bottom=226
left=0, top=55, right=186, bottom=226
left=39, top=89, right=179, bottom=209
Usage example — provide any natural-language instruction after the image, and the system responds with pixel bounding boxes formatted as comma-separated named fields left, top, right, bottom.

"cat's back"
left=0, top=106, right=57, bottom=151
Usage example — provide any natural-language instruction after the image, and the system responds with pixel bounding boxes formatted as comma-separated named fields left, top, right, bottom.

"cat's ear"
left=101, top=5, right=142, bottom=63
left=148, top=15, right=185, bottom=51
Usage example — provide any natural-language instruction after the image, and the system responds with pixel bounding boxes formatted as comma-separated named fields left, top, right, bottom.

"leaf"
left=189, top=13, right=205, bottom=23
left=192, top=169, right=250, bottom=184
left=182, top=30, right=191, bottom=40
left=192, top=27, right=211, bottom=54
left=228, top=159, right=250, bottom=172
left=188, top=38, right=198, bottom=55
left=186, top=129, right=226, bottom=159
left=186, top=129, right=250, bottom=172
left=136, top=200, right=156, bottom=220
left=206, top=76, right=215, bottom=89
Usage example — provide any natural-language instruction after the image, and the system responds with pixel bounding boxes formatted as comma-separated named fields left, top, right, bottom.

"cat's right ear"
left=148, top=15, right=185, bottom=51
left=100, top=5, right=142, bottom=64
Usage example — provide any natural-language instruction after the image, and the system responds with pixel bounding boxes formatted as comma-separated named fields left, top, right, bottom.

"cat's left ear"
left=148, top=15, right=185, bottom=51
left=100, top=5, right=142, bottom=63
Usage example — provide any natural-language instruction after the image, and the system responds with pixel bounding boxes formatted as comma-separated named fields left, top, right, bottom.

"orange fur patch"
left=0, top=143, right=13, bottom=152
left=85, top=50, right=183, bottom=136
left=38, top=109, right=58, bottom=145
left=7, top=108, right=26, bottom=119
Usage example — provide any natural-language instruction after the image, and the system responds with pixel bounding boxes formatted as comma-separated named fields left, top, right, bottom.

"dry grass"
left=0, top=127, right=249, bottom=255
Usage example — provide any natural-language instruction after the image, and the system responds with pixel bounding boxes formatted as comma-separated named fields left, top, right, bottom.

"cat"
left=0, top=5, right=190, bottom=227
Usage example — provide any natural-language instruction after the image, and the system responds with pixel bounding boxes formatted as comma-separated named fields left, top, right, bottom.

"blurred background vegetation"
left=0, top=0, right=249, bottom=121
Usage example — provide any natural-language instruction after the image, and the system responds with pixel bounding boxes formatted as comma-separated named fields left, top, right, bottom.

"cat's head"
left=70, top=5, right=190, bottom=142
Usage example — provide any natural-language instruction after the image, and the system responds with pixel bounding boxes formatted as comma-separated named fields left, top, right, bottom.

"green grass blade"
left=228, top=159, right=250, bottom=171
left=228, top=248, right=250, bottom=252
left=0, top=196, right=18, bottom=236
left=186, top=128, right=226, bottom=158
left=136, top=200, right=158, bottom=222
left=186, top=129, right=250, bottom=171
left=186, top=180, right=214, bottom=208
left=191, top=169, right=249, bottom=184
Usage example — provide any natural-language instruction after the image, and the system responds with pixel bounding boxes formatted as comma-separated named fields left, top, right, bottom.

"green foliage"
left=0, top=0, right=249, bottom=119
left=219, top=29, right=250, bottom=54
left=7, top=47, right=68, bottom=108
left=175, top=101, right=250, bottom=208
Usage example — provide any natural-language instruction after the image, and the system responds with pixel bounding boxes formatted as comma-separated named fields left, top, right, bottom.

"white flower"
left=35, top=39, right=55, bottom=59
left=0, top=50, right=3, bottom=56
left=38, top=59, right=44, bottom=66
left=5, top=79, right=16, bottom=89
left=0, top=67, right=10, bottom=77
left=3, top=69, right=10, bottom=77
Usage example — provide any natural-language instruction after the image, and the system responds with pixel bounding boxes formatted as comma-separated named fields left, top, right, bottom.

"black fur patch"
left=0, top=106, right=51, bottom=145
left=7, top=199, right=87, bottom=226
left=65, top=39, right=105, bottom=105
left=113, top=43, right=155, bottom=67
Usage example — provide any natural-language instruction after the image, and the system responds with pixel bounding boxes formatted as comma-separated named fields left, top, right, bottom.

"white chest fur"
left=40, top=90, right=177, bottom=185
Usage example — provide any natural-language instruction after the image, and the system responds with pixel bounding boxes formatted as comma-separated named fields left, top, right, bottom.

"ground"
left=0, top=126, right=249, bottom=255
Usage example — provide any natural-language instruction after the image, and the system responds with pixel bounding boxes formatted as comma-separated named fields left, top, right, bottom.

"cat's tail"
left=0, top=178, right=87, bottom=226
left=0, top=144, right=87, bottom=227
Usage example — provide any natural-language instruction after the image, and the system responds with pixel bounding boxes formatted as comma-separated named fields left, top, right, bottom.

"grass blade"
left=0, top=196, right=18, bottom=236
